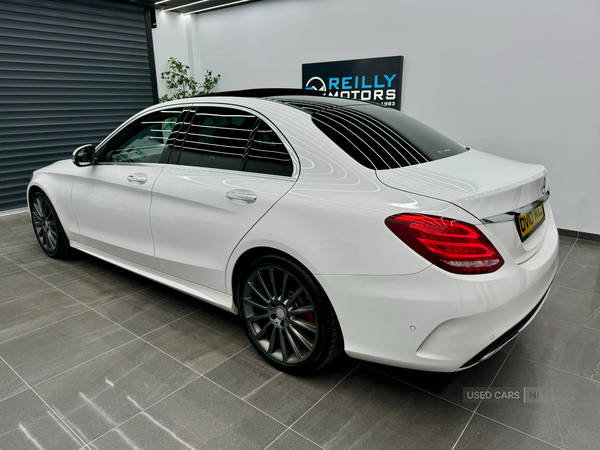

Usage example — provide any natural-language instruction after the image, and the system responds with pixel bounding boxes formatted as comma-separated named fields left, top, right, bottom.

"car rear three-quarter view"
left=27, top=90, right=559, bottom=374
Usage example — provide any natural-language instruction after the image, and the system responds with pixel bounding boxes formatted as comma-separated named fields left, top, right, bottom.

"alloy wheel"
left=241, top=265, right=318, bottom=364
left=32, top=196, right=59, bottom=253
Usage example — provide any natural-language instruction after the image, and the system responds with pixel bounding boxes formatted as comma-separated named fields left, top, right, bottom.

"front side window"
left=178, top=107, right=257, bottom=171
left=101, top=110, right=182, bottom=163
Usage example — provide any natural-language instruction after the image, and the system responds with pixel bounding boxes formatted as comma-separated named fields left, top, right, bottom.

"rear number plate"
left=515, top=204, right=545, bottom=241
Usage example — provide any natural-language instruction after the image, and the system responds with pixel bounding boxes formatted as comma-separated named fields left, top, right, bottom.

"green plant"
left=159, top=57, right=221, bottom=102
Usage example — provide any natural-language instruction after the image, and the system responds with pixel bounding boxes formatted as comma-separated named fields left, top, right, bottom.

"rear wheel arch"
left=231, top=247, right=316, bottom=307
left=234, top=250, right=344, bottom=373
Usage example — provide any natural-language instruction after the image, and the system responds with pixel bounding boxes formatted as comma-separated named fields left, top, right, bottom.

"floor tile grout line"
left=0, top=308, right=92, bottom=347
left=0, top=261, right=29, bottom=278
left=88, top=285, right=165, bottom=312
left=557, top=240, right=576, bottom=274
left=0, top=355, right=90, bottom=449
left=83, top=345, right=252, bottom=448
left=364, top=364, right=474, bottom=414
left=547, top=284, right=600, bottom=297
left=3, top=228, right=597, bottom=446
left=3, top=251, right=197, bottom=349
left=55, top=274, right=148, bottom=296
left=262, top=362, right=362, bottom=450
left=452, top=334, right=569, bottom=450
left=88, top=291, right=148, bottom=311
left=473, top=411, right=565, bottom=450
left=569, top=238, right=600, bottom=247
left=200, top=374, right=290, bottom=428
left=476, top=340, right=515, bottom=412
left=10, top=235, right=578, bottom=449
left=1, top=253, right=142, bottom=342
left=3, top=238, right=590, bottom=449
left=4, top=250, right=299, bottom=442
left=449, top=411, right=476, bottom=450
left=41, top=268, right=113, bottom=290
left=14, top=250, right=309, bottom=433
left=536, top=309, right=600, bottom=333
left=262, top=429, right=289, bottom=450
left=509, top=353, right=600, bottom=384
left=287, top=362, right=362, bottom=430
left=288, top=428, right=327, bottom=450
left=29, top=338, right=140, bottom=390
left=0, top=385, right=31, bottom=407
left=450, top=338, right=515, bottom=450
left=136, top=305, right=206, bottom=339
left=0, top=281, right=55, bottom=306
left=83, top=374, right=202, bottom=448
left=264, top=428, right=327, bottom=450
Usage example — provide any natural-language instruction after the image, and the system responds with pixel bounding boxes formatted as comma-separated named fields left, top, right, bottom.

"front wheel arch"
left=28, top=187, right=70, bottom=258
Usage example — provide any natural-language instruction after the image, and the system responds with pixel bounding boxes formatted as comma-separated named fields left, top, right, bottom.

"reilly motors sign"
left=302, top=56, right=404, bottom=110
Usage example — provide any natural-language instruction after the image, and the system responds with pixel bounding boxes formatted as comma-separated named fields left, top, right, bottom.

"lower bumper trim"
left=459, top=285, right=551, bottom=370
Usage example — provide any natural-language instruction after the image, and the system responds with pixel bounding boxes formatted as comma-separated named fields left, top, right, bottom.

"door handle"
left=226, top=190, right=257, bottom=203
left=127, top=174, right=148, bottom=184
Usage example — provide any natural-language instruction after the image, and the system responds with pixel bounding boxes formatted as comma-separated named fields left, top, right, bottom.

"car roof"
left=199, top=88, right=366, bottom=108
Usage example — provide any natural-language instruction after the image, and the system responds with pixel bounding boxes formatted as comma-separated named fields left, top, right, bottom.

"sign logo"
left=302, top=56, right=404, bottom=110
left=305, top=76, right=327, bottom=92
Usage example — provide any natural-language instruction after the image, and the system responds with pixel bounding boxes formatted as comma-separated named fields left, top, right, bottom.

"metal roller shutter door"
left=0, top=0, right=156, bottom=211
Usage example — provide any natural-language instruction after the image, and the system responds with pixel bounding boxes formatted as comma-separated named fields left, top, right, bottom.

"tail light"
left=385, top=214, right=504, bottom=274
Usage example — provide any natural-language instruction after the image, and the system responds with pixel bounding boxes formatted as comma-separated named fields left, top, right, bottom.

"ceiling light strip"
left=184, top=0, right=253, bottom=15
left=155, top=0, right=171, bottom=4
left=165, top=0, right=212, bottom=12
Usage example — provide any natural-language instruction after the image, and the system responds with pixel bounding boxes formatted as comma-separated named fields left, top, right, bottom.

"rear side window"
left=311, top=104, right=467, bottom=170
left=179, top=107, right=257, bottom=170
left=244, top=122, right=293, bottom=177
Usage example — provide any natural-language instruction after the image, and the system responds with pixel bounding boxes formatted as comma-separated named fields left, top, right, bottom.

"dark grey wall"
left=0, top=0, right=156, bottom=211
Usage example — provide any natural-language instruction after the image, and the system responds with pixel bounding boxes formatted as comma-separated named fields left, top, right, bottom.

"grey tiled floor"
left=0, top=211, right=598, bottom=450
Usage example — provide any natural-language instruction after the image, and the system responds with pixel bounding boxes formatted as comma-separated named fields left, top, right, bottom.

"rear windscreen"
left=307, top=102, right=467, bottom=170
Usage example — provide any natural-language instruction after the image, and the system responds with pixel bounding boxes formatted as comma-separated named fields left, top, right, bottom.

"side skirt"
left=70, top=242, right=236, bottom=313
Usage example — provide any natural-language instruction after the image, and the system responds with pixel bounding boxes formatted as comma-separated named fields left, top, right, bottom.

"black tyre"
left=30, top=191, right=69, bottom=259
left=237, top=254, right=342, bottom=374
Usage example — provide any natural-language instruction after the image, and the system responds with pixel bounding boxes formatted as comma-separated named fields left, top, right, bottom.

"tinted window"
left=244, top=121, right=293, bottom=177
left=279, top=98, right=467, bottom=170
left=103, top=110, right=182, bottom=163
left=348, top=104, right=467, bottom=164
left=178, top=107, right=257, bottom=170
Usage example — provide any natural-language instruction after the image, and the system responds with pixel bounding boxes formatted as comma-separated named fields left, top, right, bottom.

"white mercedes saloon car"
left=27, top=89, right=559, bottom=374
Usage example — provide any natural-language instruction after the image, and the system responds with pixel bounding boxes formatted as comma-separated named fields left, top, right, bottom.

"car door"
left=150, top=104, right=297, bottom=293
left=71, top=106, right=189, bottom=270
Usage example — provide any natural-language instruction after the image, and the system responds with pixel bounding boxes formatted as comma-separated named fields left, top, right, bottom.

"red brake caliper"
left=301, top=301, right=314, bottom=323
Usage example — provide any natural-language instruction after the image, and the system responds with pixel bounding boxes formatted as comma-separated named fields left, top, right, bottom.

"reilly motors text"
left=302, top=56, right=404, bottom=110
left=308, top=75, right=397, bottom=105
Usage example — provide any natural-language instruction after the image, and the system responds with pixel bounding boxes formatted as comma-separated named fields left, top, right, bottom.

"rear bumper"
left=458, top=285, right=550, bottom=370
left=316, top=218, right=559, bottom=372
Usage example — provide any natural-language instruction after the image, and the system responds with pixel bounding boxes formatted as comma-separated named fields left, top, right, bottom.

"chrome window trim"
left=95, top=162, right=166, bottom=168
left=94, top=103, right=194, bottom=154
left=191, top=101, right=300, bottom=180
left=481, top=190, right=550, bottom=224
left=93, top=99, right=300, bottom=179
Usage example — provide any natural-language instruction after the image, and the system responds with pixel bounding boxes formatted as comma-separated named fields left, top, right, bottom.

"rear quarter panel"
left=225, top=100, right=479, bottom=292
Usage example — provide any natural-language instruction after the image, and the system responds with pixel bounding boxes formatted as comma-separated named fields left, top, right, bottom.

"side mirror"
left=72, top=144, right=96, bottom=167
